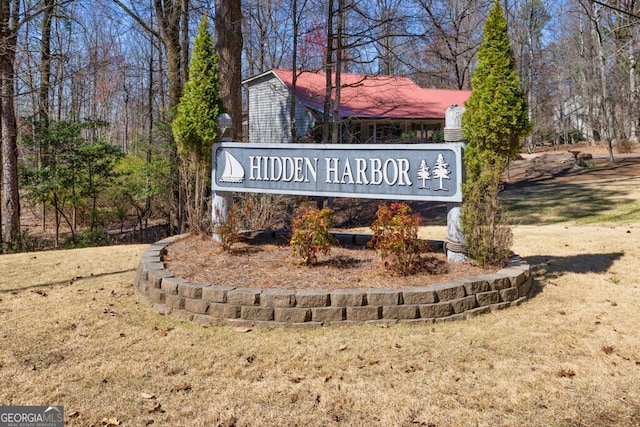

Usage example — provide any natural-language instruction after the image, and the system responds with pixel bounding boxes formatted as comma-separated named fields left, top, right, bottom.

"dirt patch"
left=163, top=235, right=493, bottom=290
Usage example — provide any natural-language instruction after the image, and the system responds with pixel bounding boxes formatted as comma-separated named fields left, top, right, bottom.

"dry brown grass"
left=1, top=179, right=640, bottom=426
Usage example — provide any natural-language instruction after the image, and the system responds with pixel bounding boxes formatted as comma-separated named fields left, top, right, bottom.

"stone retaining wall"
left=134, top=235, right=532, bottom=327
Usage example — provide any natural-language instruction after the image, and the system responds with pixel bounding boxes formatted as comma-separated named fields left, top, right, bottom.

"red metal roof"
left=270, top=68, right=471, bottom=120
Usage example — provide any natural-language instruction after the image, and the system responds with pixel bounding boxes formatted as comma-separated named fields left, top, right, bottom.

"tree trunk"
left=215, top=0, right=244, bottom=141
left=323, top=0, right=335, bottom=145
left=0, top=0, right=20, bottom=243
left=39, top=0, right=54, bottom=233
left=331, top=0, right=345, bottom=144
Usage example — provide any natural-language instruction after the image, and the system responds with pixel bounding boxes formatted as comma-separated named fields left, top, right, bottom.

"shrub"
left=616, top=139, right=635, bottom=154
left=290, top=207, right=336, bottom=265
left=219, top=203, right=239, bottom=252
left=461, top=164, right=512, bottom=267
left=233, top=193, right=289, bottom=230
left=369, top=202, right=427, bottom=275
left=0, top=229, right=48, bottom=254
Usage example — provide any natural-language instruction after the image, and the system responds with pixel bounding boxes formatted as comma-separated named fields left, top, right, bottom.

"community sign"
left=212, top=142, right=464, bottom=202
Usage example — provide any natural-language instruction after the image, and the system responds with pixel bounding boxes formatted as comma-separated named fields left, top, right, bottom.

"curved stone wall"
left=134, top=235, right=532, bottom=327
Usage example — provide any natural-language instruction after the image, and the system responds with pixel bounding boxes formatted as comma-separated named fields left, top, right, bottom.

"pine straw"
left=162, top=234, right=492, bottom=290
left=1, top=217, right=639, bottom=426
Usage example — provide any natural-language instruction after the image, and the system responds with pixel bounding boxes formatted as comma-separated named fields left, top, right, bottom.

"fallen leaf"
left=234, top=327, right=252, bottom=333
left=146, top=402, right=165, bottom=414
left=67, top=410, right=81, bottom=419
left=557, top=368, right=575, bottom=378
left=158, top=326, right=174, bottom=336
left=602, top=346, right=614, bottom=355
left=172, top=383, right=192, bottom=392
left=220, top=417, right=237, bottom=427
left=140, top=392, right=156, bottom=399
left=368, top=360, right=380, bottom=366
left=102, top=417, right=121, bottom=426
left=338, top=344, right=348, bottom=351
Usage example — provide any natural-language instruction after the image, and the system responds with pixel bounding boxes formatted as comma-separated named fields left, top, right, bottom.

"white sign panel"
left=212, top=143, right=464, bottom=202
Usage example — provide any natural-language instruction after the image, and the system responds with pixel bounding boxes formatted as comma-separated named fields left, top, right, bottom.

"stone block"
left=147, top=288, right=165, bottom=304
left=499, top=287, right=519, bottom=303
left=184, top=298, right=209, bottom=314
left=517, top=276, right=532, bottom=297
left=418, top=302, right=453, bottom=318
left=500, top=268, right=529, bottom=287
left=147, top=269, right=174, bottom=289
left=178, top=283, right=203, bottom=299
left=434, top=313, right=465, bottom=322
left=366, top=289, right=402, bottom=306
left=450, top=295, right=478, bottom=314
left=192, top=314, right=219, bottom=325
left=202, top=286, right=235, bottom=303
left=398, top=318, right=435, bottom=325
left=484, top=274, right=512, bottom=291
left=511, top=296, right=527, bottom=307
left=165, top=294, right=185, bottom=309
left=382, top=305, right=419, bottom=320
left=274, top=308, right=312, bottom=323
left=241, top=306, right=274, bottom=321
left=224, top=318, right=256, bottom=328
left=227, top=288, right=261, bottom=306
left=208, top=303, right=240, bottom=319
left=295, top=290, right=330, bottom=308
left=401, top=287, right=437, bottom=305
left=431, top=282, right=466, bottom=302
left=311, top=307, right=345, bottom=323
left=346, top=306, right=382, bottom=321
left=460, top=277, right=490, bottom=295
left=465, top=306, right=491, bottom=319
left=161, top=277, right=188, bottom=295
left=490, top=302, right=511, bottom=311
left=331, top=290, right=366, bottom=307
left=136, top=280, right=147, bottom=296
left=476, top=290, right=500, bottom=306
left=170, top=309, right=193, bottom=322
left=261, top=290, right=296, bottom=308
left=135, top=262, right=147, bottom=284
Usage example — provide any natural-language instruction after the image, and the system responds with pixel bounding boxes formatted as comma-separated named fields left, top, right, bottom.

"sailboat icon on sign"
left=220, top=152, right=245, bottom=183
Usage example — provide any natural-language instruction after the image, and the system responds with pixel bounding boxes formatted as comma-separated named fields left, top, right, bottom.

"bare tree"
left=414, top=0, right=491, bottom=89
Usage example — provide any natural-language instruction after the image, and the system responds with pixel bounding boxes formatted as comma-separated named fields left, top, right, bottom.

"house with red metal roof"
left=242, top=69, right=471, bottom=144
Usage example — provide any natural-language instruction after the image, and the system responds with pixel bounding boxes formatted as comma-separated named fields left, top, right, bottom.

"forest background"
left=1, top=0, right=638, bottom=250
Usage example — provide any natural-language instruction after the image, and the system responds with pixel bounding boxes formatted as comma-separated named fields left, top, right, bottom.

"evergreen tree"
left=462, top=0, right=530, bottom=170
left=461, top=0, right=531, bottom=266
left=172, top=15, right=225, bottom=232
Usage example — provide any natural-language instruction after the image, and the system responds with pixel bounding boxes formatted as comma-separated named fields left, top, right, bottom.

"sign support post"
left=444, top=105, right=468, bottom=262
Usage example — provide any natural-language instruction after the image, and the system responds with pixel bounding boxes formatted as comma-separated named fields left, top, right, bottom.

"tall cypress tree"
left=172, top=15, right=225, bottom=232
left=461, top=0, right=531, bottom=266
